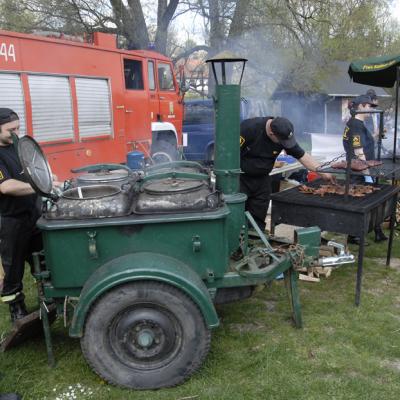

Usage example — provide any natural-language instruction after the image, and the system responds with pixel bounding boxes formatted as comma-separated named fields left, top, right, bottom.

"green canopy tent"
left=348, top=54, right=400, bottom=161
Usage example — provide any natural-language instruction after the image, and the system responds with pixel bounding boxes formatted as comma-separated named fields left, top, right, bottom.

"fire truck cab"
left=0, top=30, right=183, bottom=179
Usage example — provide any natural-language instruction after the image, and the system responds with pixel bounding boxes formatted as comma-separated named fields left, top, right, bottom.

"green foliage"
left=242, top=0, right=400, bottom=92
left=0, top=0, right=38, bottom=32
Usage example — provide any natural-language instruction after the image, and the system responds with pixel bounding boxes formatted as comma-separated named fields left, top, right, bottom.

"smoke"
left=218, top=27, right=395, bottom=162
left=217, top=26, right=332, bottom=148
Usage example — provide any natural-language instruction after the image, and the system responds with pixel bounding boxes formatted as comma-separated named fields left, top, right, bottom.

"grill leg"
left=284, top=268, right=302, bottom=328
left=386, top=195, right=397, bottom=266
left=270, top=220, right=275, bottom=235
left=355, top=235, right=365, bottom=306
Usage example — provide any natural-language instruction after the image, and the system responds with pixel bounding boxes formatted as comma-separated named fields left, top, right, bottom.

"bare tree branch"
left=172, top=44, right=210, bottom=63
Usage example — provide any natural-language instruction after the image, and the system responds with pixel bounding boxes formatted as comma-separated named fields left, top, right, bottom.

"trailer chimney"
left=206, top=52, right=248, bottom=255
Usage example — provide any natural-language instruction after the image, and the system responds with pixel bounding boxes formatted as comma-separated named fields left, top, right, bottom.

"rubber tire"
left=80, top=281, right=211, bottom=389
left=151, top=151, right=173, bottom=164
left=151, top=141, right=179, bottom=162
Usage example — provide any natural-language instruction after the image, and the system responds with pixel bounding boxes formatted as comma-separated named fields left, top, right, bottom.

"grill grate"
left=317, top=159, right=400, bottom=179
left=271, top=181, right=399, bottom=214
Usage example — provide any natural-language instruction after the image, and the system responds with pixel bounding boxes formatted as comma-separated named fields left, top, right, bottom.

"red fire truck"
left=0, top=29, right=184, bottom=179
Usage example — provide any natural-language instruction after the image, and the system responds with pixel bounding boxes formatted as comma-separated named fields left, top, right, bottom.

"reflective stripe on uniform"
left=1, top=292, right=20, bottom=303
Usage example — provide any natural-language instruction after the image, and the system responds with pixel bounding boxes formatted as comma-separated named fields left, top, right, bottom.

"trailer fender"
left=69, top=252, right=219, bottom=337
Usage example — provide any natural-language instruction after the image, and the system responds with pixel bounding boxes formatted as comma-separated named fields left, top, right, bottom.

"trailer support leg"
left=33, top=252, right=56, bottom=368
left=284, top=268, right=302, bottom=328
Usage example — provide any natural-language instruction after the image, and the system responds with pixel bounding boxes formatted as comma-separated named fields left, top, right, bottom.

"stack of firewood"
left=297, top=244, right=336, bottom=283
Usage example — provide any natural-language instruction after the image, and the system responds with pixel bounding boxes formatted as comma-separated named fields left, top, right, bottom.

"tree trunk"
left=228, top=0, right=249, bottom=39
left=110, top=0, right=150, bottom=49
left=154, top=0, right=179, bottom=54
left=208, top=0, right=224, bottom=52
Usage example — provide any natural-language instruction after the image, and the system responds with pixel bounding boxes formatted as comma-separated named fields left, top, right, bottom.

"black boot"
left=347, top=235, right=369, bottom=246
left=374, top=226, right=388, bottom=242
left=9, top=300, right=28, bottom=323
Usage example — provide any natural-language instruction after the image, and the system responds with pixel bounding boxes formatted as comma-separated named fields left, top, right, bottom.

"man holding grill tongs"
left=343, top=95, right=388, bottom=244
left=240, top=116, right=335, bottom=231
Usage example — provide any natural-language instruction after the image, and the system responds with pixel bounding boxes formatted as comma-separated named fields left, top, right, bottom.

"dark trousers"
left=0, top=213, right=42, bottom=299
left=240, top=174, right=271, bottom=231
left=350, top=175, right=383, bottom=236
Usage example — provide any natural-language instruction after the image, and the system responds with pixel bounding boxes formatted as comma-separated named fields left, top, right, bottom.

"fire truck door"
left=156, top=62, right=179, bottom=130
left=122, top=58, right=151, bottom=148
left=147, top=60, right=160, bottom=123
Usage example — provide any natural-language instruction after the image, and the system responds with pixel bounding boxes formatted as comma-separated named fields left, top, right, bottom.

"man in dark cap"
left=343, top=95, right=387, bottom=243
left=0, top=108, right=42, bottom=323
left=365, top=89, right=379, bottom=140
left=240, top=116, right=335, bottom=230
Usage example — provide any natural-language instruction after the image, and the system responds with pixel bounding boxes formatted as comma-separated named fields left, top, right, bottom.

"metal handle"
left=116, top=105, right=125, bottom=109
left=87, top=231, right=98, bottom=259
left=192, top=235, right=201, bottom=252
left=125, top=109, right=133, bottom=113
left=159, top=96, right=166, bottom=100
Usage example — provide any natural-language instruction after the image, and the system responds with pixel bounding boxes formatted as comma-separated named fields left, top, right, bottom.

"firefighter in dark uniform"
left=343, top=95, right=387, bottom=243
left=0, top=108, right=42, bottom=323
left=364, top=89, right=379, bottom=143
left=240, top=116, right=335, bottom=230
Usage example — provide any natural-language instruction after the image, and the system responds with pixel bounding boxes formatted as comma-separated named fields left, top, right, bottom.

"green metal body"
left=39, top=208, right=229, bottom=290
left=213, top=85, right=241, bottom=194
left=224, top=193, right=247, bottom=256
left=39, top=213, right=321, bottom=335
left=68, top=252, right=220, bottom=337
left=35, top=83, right=322, bottom=340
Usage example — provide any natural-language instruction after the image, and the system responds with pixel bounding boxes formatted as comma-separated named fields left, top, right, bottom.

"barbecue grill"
left=271, top=180, right=399, bottom=305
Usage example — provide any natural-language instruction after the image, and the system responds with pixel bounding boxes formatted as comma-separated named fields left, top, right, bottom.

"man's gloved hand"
left=364, top=175, right=374, bottom=183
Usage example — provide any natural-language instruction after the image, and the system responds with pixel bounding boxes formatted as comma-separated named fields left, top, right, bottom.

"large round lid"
left=18, top=136, right=53, bottom=197
left=143, top=178, right=204, bottom=194
left=77, top=169, right=129, bottom=184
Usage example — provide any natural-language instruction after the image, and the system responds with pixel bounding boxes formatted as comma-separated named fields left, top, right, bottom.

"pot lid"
left=18, top=136, right=54, bottom=198
left=77, top=169, right=129, bottom=183
left=143, top=178, right=204, bottom=194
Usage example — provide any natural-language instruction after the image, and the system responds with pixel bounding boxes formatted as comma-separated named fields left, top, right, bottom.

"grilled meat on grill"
left=331, top=159, right=383, bottom=171
left=298, top=184, right=380, bottom=197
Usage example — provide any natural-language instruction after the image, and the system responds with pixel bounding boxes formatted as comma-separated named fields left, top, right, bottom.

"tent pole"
left=394, top=67, right=399, bottom=163
left=377, top=111, right=383, bottom=161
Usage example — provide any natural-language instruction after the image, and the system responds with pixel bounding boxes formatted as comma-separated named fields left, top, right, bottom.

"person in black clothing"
left=343, top=95, right=387, bottom=243
left=240, top=116, right=335, bottom=230
left=0, top=108, right=42, bottom=323
left=364, top=89, right=379, bottom=140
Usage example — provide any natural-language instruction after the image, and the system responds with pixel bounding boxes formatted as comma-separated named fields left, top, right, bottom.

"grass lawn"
left=1, top=230, right=400, bottom=400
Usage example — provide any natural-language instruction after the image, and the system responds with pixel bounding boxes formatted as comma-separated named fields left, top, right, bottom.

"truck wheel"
left=151, top=151, right=173, bottom=164
left=151, top=141, right=180, bottom=163
left=80, top=281, right=211, bottom=389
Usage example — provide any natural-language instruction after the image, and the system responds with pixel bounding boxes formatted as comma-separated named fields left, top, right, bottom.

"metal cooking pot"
left=135, top=177, right=222, bottom=214
left=46, top=184, right=134, bottom=219
left=17, top=137, right=135, bottom=219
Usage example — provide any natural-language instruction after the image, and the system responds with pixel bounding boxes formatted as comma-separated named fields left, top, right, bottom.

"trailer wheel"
left=80, top=281, right=211, bottom=389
